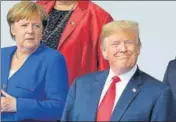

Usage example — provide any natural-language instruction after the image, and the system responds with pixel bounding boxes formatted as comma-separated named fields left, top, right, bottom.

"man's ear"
left=100, top=40, right=108, bottom=60
left=137, top=44, right=141, bottom=55
left=102, top=49, right=108, bottom=60
left=137, top=37, right=141, bottom=55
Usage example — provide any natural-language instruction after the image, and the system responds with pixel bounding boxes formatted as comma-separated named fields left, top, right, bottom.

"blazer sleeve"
left=61, top=78, right=77, bottom=121
left=15, top=54, right=69, bottom=121
left=97, top=13, right=113, bottom=71
left=151, top=87, right=176, bottom=121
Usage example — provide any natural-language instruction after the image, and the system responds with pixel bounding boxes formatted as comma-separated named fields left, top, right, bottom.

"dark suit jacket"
left=1, top=44, right=68, bottom=121
left=163, top=59, right=176, bottom=98
left=61, top=69, right=176, bottom=121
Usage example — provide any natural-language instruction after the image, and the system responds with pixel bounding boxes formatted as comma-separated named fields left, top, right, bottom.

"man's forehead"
left=106, top=31, right=138, bottom=40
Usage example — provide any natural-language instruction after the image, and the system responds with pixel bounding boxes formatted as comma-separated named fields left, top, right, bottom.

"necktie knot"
left=112, top=76, right=121, bottom=84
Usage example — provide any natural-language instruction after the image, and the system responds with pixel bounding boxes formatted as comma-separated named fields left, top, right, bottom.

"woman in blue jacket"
left=1, top=1, right=68, bottom=121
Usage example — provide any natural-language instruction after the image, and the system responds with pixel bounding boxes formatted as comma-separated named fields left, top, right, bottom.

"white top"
left=98, top=65, right=137, bottom=112
left=8, top=54, right=29, bottom=79
left=8, top=70, right=16, bottom=79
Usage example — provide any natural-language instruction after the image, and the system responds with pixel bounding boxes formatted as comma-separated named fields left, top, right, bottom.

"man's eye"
left=125, top=40, right=135, bottom=45
left=112, top=42, right=120, bottom=46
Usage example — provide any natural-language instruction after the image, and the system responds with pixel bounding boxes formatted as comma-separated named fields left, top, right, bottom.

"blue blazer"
left=163, top=59, right=176, bottom=98
left=61, top=69, right=176, bottom=121
left=1, top=44, right=68, bottom=121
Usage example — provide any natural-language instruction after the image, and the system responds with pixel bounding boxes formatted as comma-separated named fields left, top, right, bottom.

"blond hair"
left=100, top=20, right=141, bottom=50
left=7, top=1, right=48, bottom=38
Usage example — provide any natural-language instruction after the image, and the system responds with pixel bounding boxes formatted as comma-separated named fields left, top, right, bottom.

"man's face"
left=102, top=29, right=140, bottom=74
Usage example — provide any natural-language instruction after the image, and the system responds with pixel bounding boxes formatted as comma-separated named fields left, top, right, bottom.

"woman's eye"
left=34, top=24, right=41, bottom=28
left=21, top=24, right=27, bottom=27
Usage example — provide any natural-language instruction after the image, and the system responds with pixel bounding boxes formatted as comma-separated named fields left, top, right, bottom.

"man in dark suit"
left=61, top=20, right=176, bottom=121
left=163, top=59, right=176, bottom=98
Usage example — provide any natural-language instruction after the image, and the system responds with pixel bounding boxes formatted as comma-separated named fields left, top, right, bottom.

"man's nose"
left=119, top=42, right=127, bottom=52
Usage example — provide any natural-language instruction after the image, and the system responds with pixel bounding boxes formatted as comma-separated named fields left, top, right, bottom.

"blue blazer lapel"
left=111, top=69, right=143, bottom=121
left=80, top=70, right=109, bottom=121
left=1, top=47, right=16, bottom=89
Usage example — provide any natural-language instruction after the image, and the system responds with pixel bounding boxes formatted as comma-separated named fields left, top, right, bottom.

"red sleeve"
left=97, top=14, right=113, bottom=71
left=35, top=0, right=55, bottom=13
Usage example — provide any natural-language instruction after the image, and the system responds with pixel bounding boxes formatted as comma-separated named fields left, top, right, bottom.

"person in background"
left=163, top=58, right=176, bottom=98
left=61, top=20, right=176, bottom=121
left=36, top=0, right=113, bottom=86
left=1, top=1, right=68, bottom=121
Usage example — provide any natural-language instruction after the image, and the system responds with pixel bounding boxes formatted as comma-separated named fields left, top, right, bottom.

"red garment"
left=36, top=1, right=113, bottom=86
left=96, top=76, right=121, bottom=121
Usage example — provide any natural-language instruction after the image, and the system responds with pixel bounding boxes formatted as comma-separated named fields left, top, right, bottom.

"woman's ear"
left=11, top=24, right=15, bottom=36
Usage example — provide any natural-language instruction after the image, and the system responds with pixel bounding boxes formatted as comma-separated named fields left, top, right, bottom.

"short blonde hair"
left=7, top=1, right=48, bottom=38
left=100, top=20, right=141, bottom=50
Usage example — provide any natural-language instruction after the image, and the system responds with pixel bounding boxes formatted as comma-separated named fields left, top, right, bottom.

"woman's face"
left=11, top=16, right=43, bottom=51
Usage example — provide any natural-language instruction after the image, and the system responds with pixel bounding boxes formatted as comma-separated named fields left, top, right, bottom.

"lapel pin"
left=70, top=21, right=75, bottom=25
left=132, top=88, right=136, bottom=92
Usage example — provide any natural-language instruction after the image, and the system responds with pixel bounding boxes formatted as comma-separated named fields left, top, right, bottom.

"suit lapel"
left=111, top=69, right=143, bottom=121
left=2, top=47, right=16, bottom=88
left=80, top=70, right=109, bottom=121
left=58, top=2, right=88, bottom=49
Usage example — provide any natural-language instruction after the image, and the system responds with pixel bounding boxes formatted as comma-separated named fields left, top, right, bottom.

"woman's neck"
left=15, top=46, right=37, bottom=60
left=54, top=1, right=78, bottom=10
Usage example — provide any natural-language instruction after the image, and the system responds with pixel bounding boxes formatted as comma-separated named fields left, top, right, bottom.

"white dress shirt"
left=8, top=70, right=16, bottom=79
left=98, top=65, right=137, bottom=112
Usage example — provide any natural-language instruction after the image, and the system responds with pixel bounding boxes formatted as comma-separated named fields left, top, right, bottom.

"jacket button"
left=3, top=84, right=6, bottom=89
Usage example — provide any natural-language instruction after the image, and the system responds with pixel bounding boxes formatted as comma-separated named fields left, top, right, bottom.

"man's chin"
left=117, top=61, right=128, bottom=66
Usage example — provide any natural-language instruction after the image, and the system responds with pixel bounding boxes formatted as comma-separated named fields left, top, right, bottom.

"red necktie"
left=96, top=76, right=121, bottom=121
